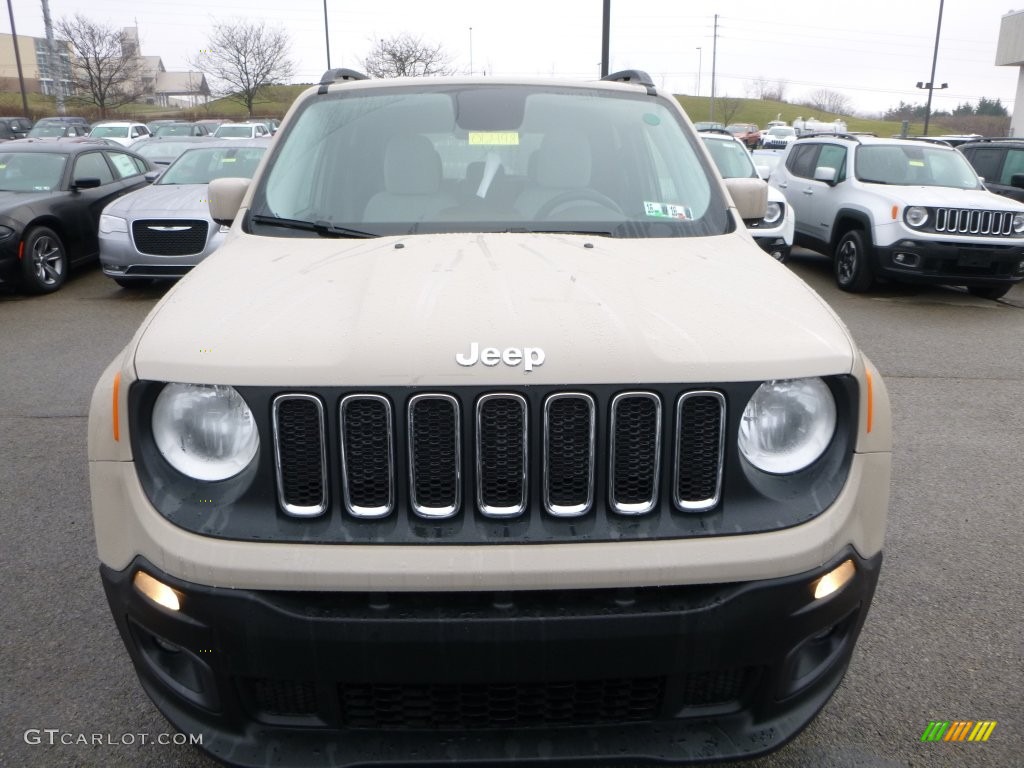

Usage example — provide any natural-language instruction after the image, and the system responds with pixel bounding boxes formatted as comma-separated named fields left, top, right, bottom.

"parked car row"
left=0, top=133, right=271, bottom=294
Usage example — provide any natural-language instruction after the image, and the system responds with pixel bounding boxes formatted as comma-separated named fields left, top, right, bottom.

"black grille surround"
left=131, top=219, right=210, bottom=256
left=129, top=378, right=858, bottom=544
left=926, top=207, right=1019, bottom=237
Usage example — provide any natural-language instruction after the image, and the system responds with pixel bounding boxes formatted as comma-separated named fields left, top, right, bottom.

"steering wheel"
left=534, top=189, right=625, bottom=219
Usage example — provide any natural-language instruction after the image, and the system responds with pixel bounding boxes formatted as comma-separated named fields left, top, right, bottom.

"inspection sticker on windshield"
left=469, top=131, right=519, bottom=146
left=644, top=201, right=692, bottom=219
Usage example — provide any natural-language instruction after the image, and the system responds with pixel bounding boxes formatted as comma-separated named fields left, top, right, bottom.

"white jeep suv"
left=87, top=69, right=891, bottom=767
left=772, top=133, right=1024, bottom=298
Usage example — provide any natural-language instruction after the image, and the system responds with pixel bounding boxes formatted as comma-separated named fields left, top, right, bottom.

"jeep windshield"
left=855, top=145, right=982, bottom=189
left=247, top=84, right=732, bottom=238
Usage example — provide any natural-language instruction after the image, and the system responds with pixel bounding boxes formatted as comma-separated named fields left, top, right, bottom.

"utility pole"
left=696, top=47, right=701, bottom=96
left=600, top=0, right=610, bottom=77
left=710, top=14, right=718, bottom=121
left=922, top=0, right=945, bottom=136
left=40, top=0, right=64, bottom=114
left=5, top=0, right=29, bottom=116
left=469, top=27, right=473, bottom=75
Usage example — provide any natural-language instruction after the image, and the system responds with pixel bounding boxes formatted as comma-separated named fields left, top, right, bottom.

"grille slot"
left=476, top=394, right=527, bottom=517
left=543, top=394, right=596, bottom=517
left=272, top=395, right=327, bottom=517
left=934, top=208, right=1014, bottom=236
left=673, top=392, right=726, bottom=512
left=338, top=677, right=664, bottom=730
left=408, top=394, right=461, bottom=518
left=609, top=392, right=662, bottom=515
left=131, top=219, right=209, bottom=256
left=340, top=395, right=394, bottom=518
left=245, top=678, right=319, bottom=717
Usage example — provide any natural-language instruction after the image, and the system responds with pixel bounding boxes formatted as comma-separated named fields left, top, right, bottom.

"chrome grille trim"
left=408, top=393, right=461, bottom=519
left=673, top=391, right=726, bottom=512
left=542, top=393, right=596, bottom=518
left=934, top=207, right=1014, bottom=236
left=271, top=394, right=328, bottom=517
left=608, top=392, right=662, bottom=516
left=475, top=393, right=528, bottom=518
left=339, top=394, right=394, bottom=519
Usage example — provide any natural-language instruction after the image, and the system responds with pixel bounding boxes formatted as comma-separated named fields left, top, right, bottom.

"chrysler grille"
left=932, top=208, right=1016, bottom=236
left=271, top=390, right=726, bottom=520
left=132, top=219, right=209, bottom=256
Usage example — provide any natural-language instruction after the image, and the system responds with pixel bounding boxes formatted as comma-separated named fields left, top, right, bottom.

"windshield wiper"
left=504, top=226, right=617, bottom=237
left=250, top=214, right=377, bottom=238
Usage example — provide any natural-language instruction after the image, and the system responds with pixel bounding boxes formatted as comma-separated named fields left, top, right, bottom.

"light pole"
left=916, top=0, right=946, bottom=136
left=5, top=0, right=29, bottom=116
left=696, top=47, right=702, bottom=97
left=469, top=27, right=473, bottom=75
left=323, top=0, right=331, bottom=69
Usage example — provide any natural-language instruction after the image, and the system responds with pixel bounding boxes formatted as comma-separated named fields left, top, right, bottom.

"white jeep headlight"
left=904, top=206, right=928, bottom=228
left=1013, top=213, right=1024, bottom=234
left=738, top=378, right=836, bottom=474
left=152, top=383, right=259, bottom=481
left=763, top=201, right=783, bottom=225
left=99, top=214, right=128, bottom=234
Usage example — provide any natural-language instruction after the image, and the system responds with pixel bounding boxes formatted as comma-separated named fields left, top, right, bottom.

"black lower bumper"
left=874, top=240, right=1024, bottom=287
left=101, top=549, right=882, bottom=767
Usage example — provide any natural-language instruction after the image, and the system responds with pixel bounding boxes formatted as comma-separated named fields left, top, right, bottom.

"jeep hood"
left=132, top=232, right=855, bottom=386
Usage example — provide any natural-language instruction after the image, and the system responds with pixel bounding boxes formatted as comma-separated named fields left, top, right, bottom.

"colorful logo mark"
left=921, top=721, right=997, bottom=742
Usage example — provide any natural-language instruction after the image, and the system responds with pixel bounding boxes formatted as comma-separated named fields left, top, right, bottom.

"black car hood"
left=0, top=190, right=59, bottom=212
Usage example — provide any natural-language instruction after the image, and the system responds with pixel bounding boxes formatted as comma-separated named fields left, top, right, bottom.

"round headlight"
left=763, top=201, right=783, bottom=225
left=738, top=378, right=836, bottom=474
left=152, top=383, right=258, bottom=481
left=1013, top=213, right=1024, bottom=234
left=904, top=206, right=928, bottom=228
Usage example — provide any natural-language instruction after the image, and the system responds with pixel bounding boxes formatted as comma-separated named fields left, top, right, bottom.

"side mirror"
left=723, top=176, right=768, bottom=220
left=144, top=170, right=162, bottom=183
left=813, top=166, right=838, bottom=184
left=71, top=177, right=101, bottom=190
left=209, top=177, right=251, bottom=225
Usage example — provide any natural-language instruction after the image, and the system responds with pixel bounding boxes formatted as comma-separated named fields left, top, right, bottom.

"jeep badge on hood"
left=456, top=342, right=545, bottom=371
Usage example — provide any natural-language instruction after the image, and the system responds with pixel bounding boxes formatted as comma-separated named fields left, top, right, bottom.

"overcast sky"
left=7, top=0, right=1023, bottom=116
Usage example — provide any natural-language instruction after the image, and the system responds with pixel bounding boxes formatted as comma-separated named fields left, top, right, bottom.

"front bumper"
left=102, top=549, right=881, bottom=767
left=99, top=228, right=224, bottom=280
left=872, top=238, right=1024, bottom=287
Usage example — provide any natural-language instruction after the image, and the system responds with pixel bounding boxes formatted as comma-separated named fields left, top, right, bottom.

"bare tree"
left=362, top=34, right=456, bottom=78
left=746, top=77, right=787, bottom=102
left=805, top=88, right=851, bottom=115
left=56, top=15, right=146, bottom=117
left=190, top=21, right=295, bottom=118
left=716, top=95, right=743, bottom=126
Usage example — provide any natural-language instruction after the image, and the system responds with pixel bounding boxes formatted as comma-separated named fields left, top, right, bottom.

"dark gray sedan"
left=99, top=139, right=269, bottom=287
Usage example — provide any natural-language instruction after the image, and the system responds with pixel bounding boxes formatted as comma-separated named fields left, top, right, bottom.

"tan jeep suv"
left=88, top=69, right=892, bottom=766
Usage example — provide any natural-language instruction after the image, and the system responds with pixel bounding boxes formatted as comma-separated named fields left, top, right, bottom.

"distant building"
left=0, top=33, right=73, bottom=97
left=0, top=28, right=209, bottom=108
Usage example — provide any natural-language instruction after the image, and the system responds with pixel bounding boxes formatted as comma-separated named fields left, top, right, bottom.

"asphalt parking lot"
left=1, top=251, right=1022, bottom=768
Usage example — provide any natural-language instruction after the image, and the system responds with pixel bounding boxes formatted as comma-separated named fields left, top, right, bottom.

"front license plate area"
left=957, top=250, right=993, bottom=268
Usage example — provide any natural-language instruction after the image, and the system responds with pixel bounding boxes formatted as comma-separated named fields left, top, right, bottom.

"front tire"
left=20, top=226, right=67, bottom=294
left=967, top=284, right=1011, bottom=300
left=834, top=230, right=874, bottom=293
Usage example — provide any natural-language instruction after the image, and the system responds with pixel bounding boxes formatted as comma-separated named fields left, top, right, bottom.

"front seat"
left=516, top=131, right=593, bottom=218
left=364, top=135, right=455, bottom=222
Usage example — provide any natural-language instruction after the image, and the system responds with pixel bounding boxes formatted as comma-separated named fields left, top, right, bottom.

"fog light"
left=134, top=571, right=182, bottom=611
left=811, top=559, right=856, bottom=600
left=893, top=252, right=920, bottom=267
left=1016, top=260, right=1024, bottom=275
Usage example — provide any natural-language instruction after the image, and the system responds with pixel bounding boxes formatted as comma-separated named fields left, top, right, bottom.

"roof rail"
left=698, top=127, right=733, bottom=136
left=796, top=132, right=872, bottom=143
left=318, top=68, right=369, bottom=94
left=601, top=69, right=656, bottom=95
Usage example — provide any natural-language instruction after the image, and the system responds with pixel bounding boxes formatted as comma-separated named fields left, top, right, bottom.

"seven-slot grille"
left=272, top=390, right=726, bottom=520
left=132, top=219, right=209, bottom=256
left=931, top=208, right=1017, bottom=236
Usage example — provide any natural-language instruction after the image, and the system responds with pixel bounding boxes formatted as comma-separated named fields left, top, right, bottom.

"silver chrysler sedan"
left=98, top=139, right=269, bottom=287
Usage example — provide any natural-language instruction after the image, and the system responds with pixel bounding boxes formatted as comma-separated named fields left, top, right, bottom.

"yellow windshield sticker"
left=469, top=131, right=519, bottom=146
left=220, top=157, right=237, bottom=162
left=908, top=160, right=925, bottom=167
